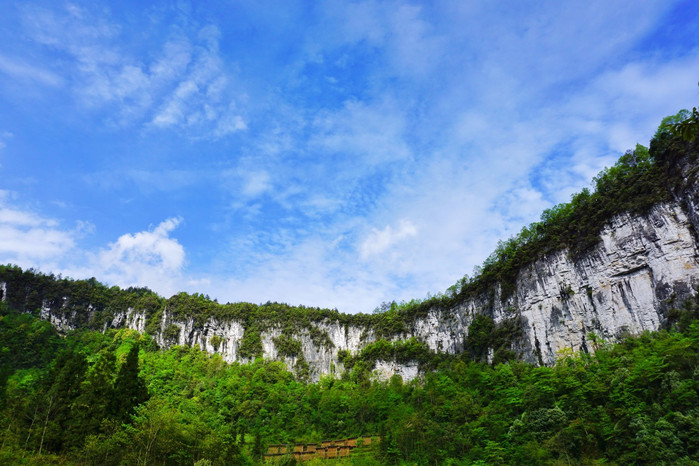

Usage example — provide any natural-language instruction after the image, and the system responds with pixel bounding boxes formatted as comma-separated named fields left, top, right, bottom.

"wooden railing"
left=264, top=436, right=379, bottom=462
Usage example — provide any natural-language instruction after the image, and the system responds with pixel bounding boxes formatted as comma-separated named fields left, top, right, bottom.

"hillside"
left=1, top=273, right=698, bottom=464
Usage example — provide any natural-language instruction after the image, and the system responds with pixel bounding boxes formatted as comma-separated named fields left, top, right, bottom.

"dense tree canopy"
left=0, top=295, right=697, bottom=464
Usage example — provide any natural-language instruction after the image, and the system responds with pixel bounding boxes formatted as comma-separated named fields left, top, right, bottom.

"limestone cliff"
left=431, top=202, right=699, bottom=365
left=2, top=138, right=698, bottom=381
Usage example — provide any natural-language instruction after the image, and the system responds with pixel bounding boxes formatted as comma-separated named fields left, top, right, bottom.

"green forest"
left=1, top=293, right=698, bottom=465
left=0, top=111, right=698, bottom=464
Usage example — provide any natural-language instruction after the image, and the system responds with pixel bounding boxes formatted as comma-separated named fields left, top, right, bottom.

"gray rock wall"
left=98, top=201, right=697, bottom=380
left=3, top=157, right=699, bottom=381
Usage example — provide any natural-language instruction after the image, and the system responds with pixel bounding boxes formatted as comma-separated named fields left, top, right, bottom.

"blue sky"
left=1, top=1, right=698, bottom=313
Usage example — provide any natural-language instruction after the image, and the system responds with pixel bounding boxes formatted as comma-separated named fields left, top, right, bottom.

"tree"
left=111, top=344, right=148, bottom=424
left=654, top=109, right=691, bottom=139
left=35, top=349, right=87, bottom=453
left=466, top=315, right=495, bottom=361
left=68, top=349, right=116, bottom=445
left=669, top=107, right=699, bottom=141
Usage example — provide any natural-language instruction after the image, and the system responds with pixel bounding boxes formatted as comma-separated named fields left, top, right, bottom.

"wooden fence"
left=264, top=436, right=379, bottom=462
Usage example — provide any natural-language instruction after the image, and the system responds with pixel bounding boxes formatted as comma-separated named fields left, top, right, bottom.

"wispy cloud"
left=0, top=192, right=76, bottom=266
left=19, top=4, right=246, bottom=137
left=311, top=98, right=411, bottom=167
left=360, top=220, right=417, bottom=260
left=241, top=171, right=272, bottom=198
left=0, top=55, right=64, bottom=87
left=202, top=0, right=699, bottom=311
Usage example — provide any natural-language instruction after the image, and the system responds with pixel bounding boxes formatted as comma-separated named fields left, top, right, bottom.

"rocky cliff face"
left=149, top=309, right=370, bottom=380
left=14, top=200, right=695, bottom=381
left=455, top=202, right=698, bottom=365
left=2, top=146, right=698, bottom=381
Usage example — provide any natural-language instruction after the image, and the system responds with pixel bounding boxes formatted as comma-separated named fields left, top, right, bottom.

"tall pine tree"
left=67, top=349, right=116, bottom=448
left=111, top=344, right=148, bottom=424
left=34, top=349, right=87, bottom=453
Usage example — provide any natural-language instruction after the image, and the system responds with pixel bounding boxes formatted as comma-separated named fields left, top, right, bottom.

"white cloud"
left=385, top=3, right=445, bottom=78
left=152, top=80, right=199, bottom=127
left=94, top=218, right=185, bottom=295
left=317, top=0, right=444, bottom=80
left=0, top=55, right=64, bottom=87
left=0, top=226, right=74, bottom=262
left=572, top=52, right=699, bottom=152
left=0, top=193, right=186, bottom=299
left=0, top=195, right=75, bottom=265
left=149, top=39, right=193, bottom=83
left=146, top=34, right=247, bottom=136
left=242, top=171, right=271, bottom=198
left=198, top=233, right=399, bottom=313
left=312, top=98, right=411, bottom=166
left=19, top=5, right=246, bottom=137
left=360, top=220, right=417, bottom=259
left=214, top=108, right=247, bottom=137
left=0, top=207, right=55, bottom=228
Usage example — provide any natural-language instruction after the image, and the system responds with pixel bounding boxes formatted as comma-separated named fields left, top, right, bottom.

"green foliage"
left=163, top=323, right=181, bottom=344
left=70, top=349, right=116, bottom=446
left=348, top=337, right=434, bottom=368
left=1, top=299, right=698, bottom=464
left=371, top=307, right=408, bottom=339
left=337, top=349, right=350, bottom=364
left=466, top=314, right=495, bottom=360
left=37, top=348, right=88, bottom=453
left=670, top=107, right=699, bottom=141
left=210, top=334, right=223, bottom=351
left=308, top=326, right=334, bottom=349
left=112, top=343, right=149, bottom=424
left=655, top=108, right=692, bottom=140
left=273, top=334, right=302, bottom=358
left=666, top=292, right=699, bottom=333
left=0, top=304, right=63, bottom=407
left=465, top=315, right=523, bottom=364
left=166, top=292, right=218, bottom=328
left=238, top=329, right=263, bottom=359
left=294, top=354, right=311, bottom=382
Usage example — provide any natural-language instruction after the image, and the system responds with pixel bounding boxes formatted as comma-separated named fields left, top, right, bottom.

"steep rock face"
left=451, top=203, right=699, bottom=365
left=155, top=309, right=246, bottom=362
left=391, top=202, right=699, bottom=367
left=2, top=201, right=698, bottom=381
left=3, top=149, right=699, bottom=381
left=400, top=152, right=699, bottom=367
left=149, top=313, right=370, bottom=380
left=40, top=299, right=78, bottom=332
left=109, top=199, right=698, bottom=377
left=112, top=308, right=147, bottom=334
